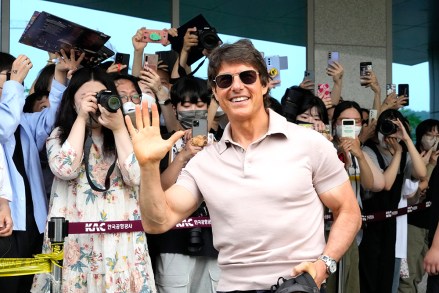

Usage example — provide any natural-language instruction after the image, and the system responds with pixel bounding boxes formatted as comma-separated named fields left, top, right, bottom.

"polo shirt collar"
left=217, top=109, right=289, bottom=153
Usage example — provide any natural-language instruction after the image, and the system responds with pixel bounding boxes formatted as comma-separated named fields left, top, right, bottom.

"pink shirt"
left=176, top=110, right=348, bottom=291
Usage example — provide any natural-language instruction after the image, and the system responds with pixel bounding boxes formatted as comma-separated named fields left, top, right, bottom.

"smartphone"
left=115, top=52, right=130, bottom=75
left=398, top=84, right=409, bottom=106
left=143, top=53, right=158, bottom=72
left=304, top=70, right=315, bottom=82
left=386, top=83, right=396, bottom=96
left=192, top=118, right=208, bottom=137
left=327, top=51, right=339, bottom=66
left=369, top=109, right=378, bottom=124
left=341, top=119, right=356, bottom=138
left=142, top=29, right=168, bottom=45
left=360, top=62, right=372, bottom=86
left=265, top=55, right=281, bottom=86
left=318, top=83, right=331, bottom=100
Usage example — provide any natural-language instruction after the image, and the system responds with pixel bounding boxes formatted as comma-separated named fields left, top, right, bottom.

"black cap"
left=169, top=14, right=219, bottom=65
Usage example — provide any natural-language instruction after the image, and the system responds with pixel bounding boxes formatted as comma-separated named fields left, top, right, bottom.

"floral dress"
left=32, top=127, right=156, bottom=293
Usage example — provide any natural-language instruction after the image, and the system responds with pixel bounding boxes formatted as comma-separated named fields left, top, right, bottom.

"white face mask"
left=335, top=125, right=362, bottom=138
left=122, top=101, right=136, bottom=114
left=421, top=135, right=437, bottom=151
left=142, top=93, right=156, bottom=108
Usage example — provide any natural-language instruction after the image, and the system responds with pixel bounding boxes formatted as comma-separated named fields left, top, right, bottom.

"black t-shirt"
left=428, top=165, right=439, bottom=246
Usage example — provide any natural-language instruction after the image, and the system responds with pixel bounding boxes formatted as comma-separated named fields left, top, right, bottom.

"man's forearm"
left=324, top=208, right=361, bottom=261
left=139, top=163, right=170, bottom=232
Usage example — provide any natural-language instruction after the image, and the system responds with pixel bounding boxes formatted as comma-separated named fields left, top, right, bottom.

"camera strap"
left=84, top=134, right=117, bottom=193
left=189, top=56, right=207, bottom=76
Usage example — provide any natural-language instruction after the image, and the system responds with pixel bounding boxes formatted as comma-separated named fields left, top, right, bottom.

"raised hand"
left=125, top=101, right=184, bottom=166
left=9, top=54, right=33, bottom=83
left=132, top=27, right=148, bottom=52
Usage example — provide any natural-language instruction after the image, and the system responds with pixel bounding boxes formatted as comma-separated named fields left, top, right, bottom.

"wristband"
left=158, top=99, right=171, bottom=105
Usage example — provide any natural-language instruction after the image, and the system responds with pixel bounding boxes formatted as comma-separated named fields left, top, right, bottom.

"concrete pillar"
left=429, top=0, right=439, bottom=119
left=308, top=0, right=392, bottom=109
left=0, top=0, right=11, bottom=53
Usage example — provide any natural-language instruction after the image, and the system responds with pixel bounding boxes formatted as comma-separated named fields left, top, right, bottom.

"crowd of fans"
left=0, top=21, right=438, bottom=293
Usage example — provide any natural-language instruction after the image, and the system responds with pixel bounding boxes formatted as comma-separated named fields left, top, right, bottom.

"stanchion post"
left=337, top=257, right=344, bottom=293
left=48, top=217, right=68, bottom=293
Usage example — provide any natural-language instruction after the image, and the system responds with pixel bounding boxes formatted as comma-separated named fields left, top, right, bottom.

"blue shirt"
left=0, top=79, right=66, bottom=232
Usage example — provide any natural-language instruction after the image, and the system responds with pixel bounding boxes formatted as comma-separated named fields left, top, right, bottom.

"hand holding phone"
left=115, top=53, right=130, bottom=75
left=142, top=29, right=169, bottom=45
left=265, top=55, right=281, bottom=86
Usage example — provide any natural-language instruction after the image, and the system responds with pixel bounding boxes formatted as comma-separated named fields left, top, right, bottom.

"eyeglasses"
left=120, top=94, right=141, bottom=104
left=213, top=70, right=259, bottom=89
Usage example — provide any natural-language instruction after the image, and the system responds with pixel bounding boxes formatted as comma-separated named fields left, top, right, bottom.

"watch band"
left=157, top=99, right=171, bottom=105
left=318, top=255, right=337, bottom=275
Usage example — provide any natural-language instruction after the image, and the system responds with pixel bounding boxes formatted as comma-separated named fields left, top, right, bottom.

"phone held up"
left=142, top=29, right=168, bottom=45
left=360, top=62, right=372, bottom=86
left=192, top=118, right=208, bottom=138
left=398, top=84, right=409, bottom=106
left=143, top=53, right=158, bottom=72
left=318, top=83, right=331, bottom=100
left=369, top=109, right=378, bottom=124
left=115, top=53, right=130, bottom=75
left=327, top=51, right=339, bottom=67
left=341, top=119, right=356, bottom=138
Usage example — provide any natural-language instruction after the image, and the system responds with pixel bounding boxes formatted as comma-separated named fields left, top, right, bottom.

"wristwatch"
left=157, top=99, right=171, bottom=105
left=318, top=255, right=337, bottom=275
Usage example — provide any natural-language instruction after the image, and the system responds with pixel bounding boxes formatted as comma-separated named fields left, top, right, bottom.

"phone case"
left=369, top=109, right=378, bottom=124
left=192, top=119, right=208, bottom=137
left=144, top=54, right=158, bottom=72
left=115, top=53, right=130, bottom=75
left=265, top=55, right=281, bottom=85
left=304, top=70, right=315, bottom=82
left=341, top=119, right=356, bottom=138
left=327, top=51, right=339, bottom=66
left=142, top=29, right=168, bottom=45
left=318, top=83, right=330, bottom=99
left=398, top=84, right=409, bottom=106
left=386, top=84, right=396, bottom=96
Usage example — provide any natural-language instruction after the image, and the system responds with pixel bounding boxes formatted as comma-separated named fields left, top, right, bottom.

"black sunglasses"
left=213, top=70, right=259, bottom=89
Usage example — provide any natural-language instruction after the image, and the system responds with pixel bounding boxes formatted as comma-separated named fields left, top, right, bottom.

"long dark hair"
left=415, top=119, right=439, bottom=151
left=55, top=67, right=118, bottom=156
left=332, top=100, right=362, bottom=126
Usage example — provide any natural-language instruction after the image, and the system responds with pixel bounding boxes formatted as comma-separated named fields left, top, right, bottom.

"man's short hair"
left=170, top=76, right=211, bottom=107
left=207, top=39, right=270, bottom=93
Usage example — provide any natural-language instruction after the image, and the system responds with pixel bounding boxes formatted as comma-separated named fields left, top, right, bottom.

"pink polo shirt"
left=176, top=109, right=348, bottom=291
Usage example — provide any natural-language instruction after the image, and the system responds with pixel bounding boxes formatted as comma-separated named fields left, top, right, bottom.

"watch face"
left=329, top=261, right=337, bottom=273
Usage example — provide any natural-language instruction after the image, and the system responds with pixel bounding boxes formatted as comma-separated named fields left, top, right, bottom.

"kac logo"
left=85, top=222, right=106, bottom=232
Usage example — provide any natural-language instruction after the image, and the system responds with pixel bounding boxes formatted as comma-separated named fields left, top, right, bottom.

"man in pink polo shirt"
left=126, top=39, right=362, bottom=293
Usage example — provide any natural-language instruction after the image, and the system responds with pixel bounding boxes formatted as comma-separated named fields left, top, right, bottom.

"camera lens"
left=107, top=96, right=122, bottom=112
left=198, top=27, right=220, bottom=50
left=193, top=120, right=200, bottom=127
left=379, top=119, right=397, bottom=136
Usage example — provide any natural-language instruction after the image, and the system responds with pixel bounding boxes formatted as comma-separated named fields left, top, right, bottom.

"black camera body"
left=194, top=26, right=220, bottom=50
left=379, top=119, right=398, bottom=136
left=96, top=90, right=121, bottom=113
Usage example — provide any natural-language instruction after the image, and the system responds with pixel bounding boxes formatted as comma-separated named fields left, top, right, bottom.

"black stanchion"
left=48, top=217, right=68, bottom=293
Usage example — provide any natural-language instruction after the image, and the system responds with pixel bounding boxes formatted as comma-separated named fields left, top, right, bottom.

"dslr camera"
left=379, top=119, right=398, bottom=136
left=193, top=27, right=220, bottom=50
left=96, top=90, right=121, bottom=113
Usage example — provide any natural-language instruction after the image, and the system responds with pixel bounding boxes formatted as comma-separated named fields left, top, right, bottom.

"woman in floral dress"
left=32, top=67, right=156, bottom=293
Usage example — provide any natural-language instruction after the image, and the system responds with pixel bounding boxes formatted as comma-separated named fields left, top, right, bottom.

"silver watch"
left=318, top=255, right=337, bottom=275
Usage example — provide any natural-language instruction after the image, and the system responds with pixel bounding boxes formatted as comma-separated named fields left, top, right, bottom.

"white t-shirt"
left=0, top=144, right=12, bottom=201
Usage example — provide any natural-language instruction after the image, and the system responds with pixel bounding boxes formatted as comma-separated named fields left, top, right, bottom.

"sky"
left=7, top=0, right=430, bottom=112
